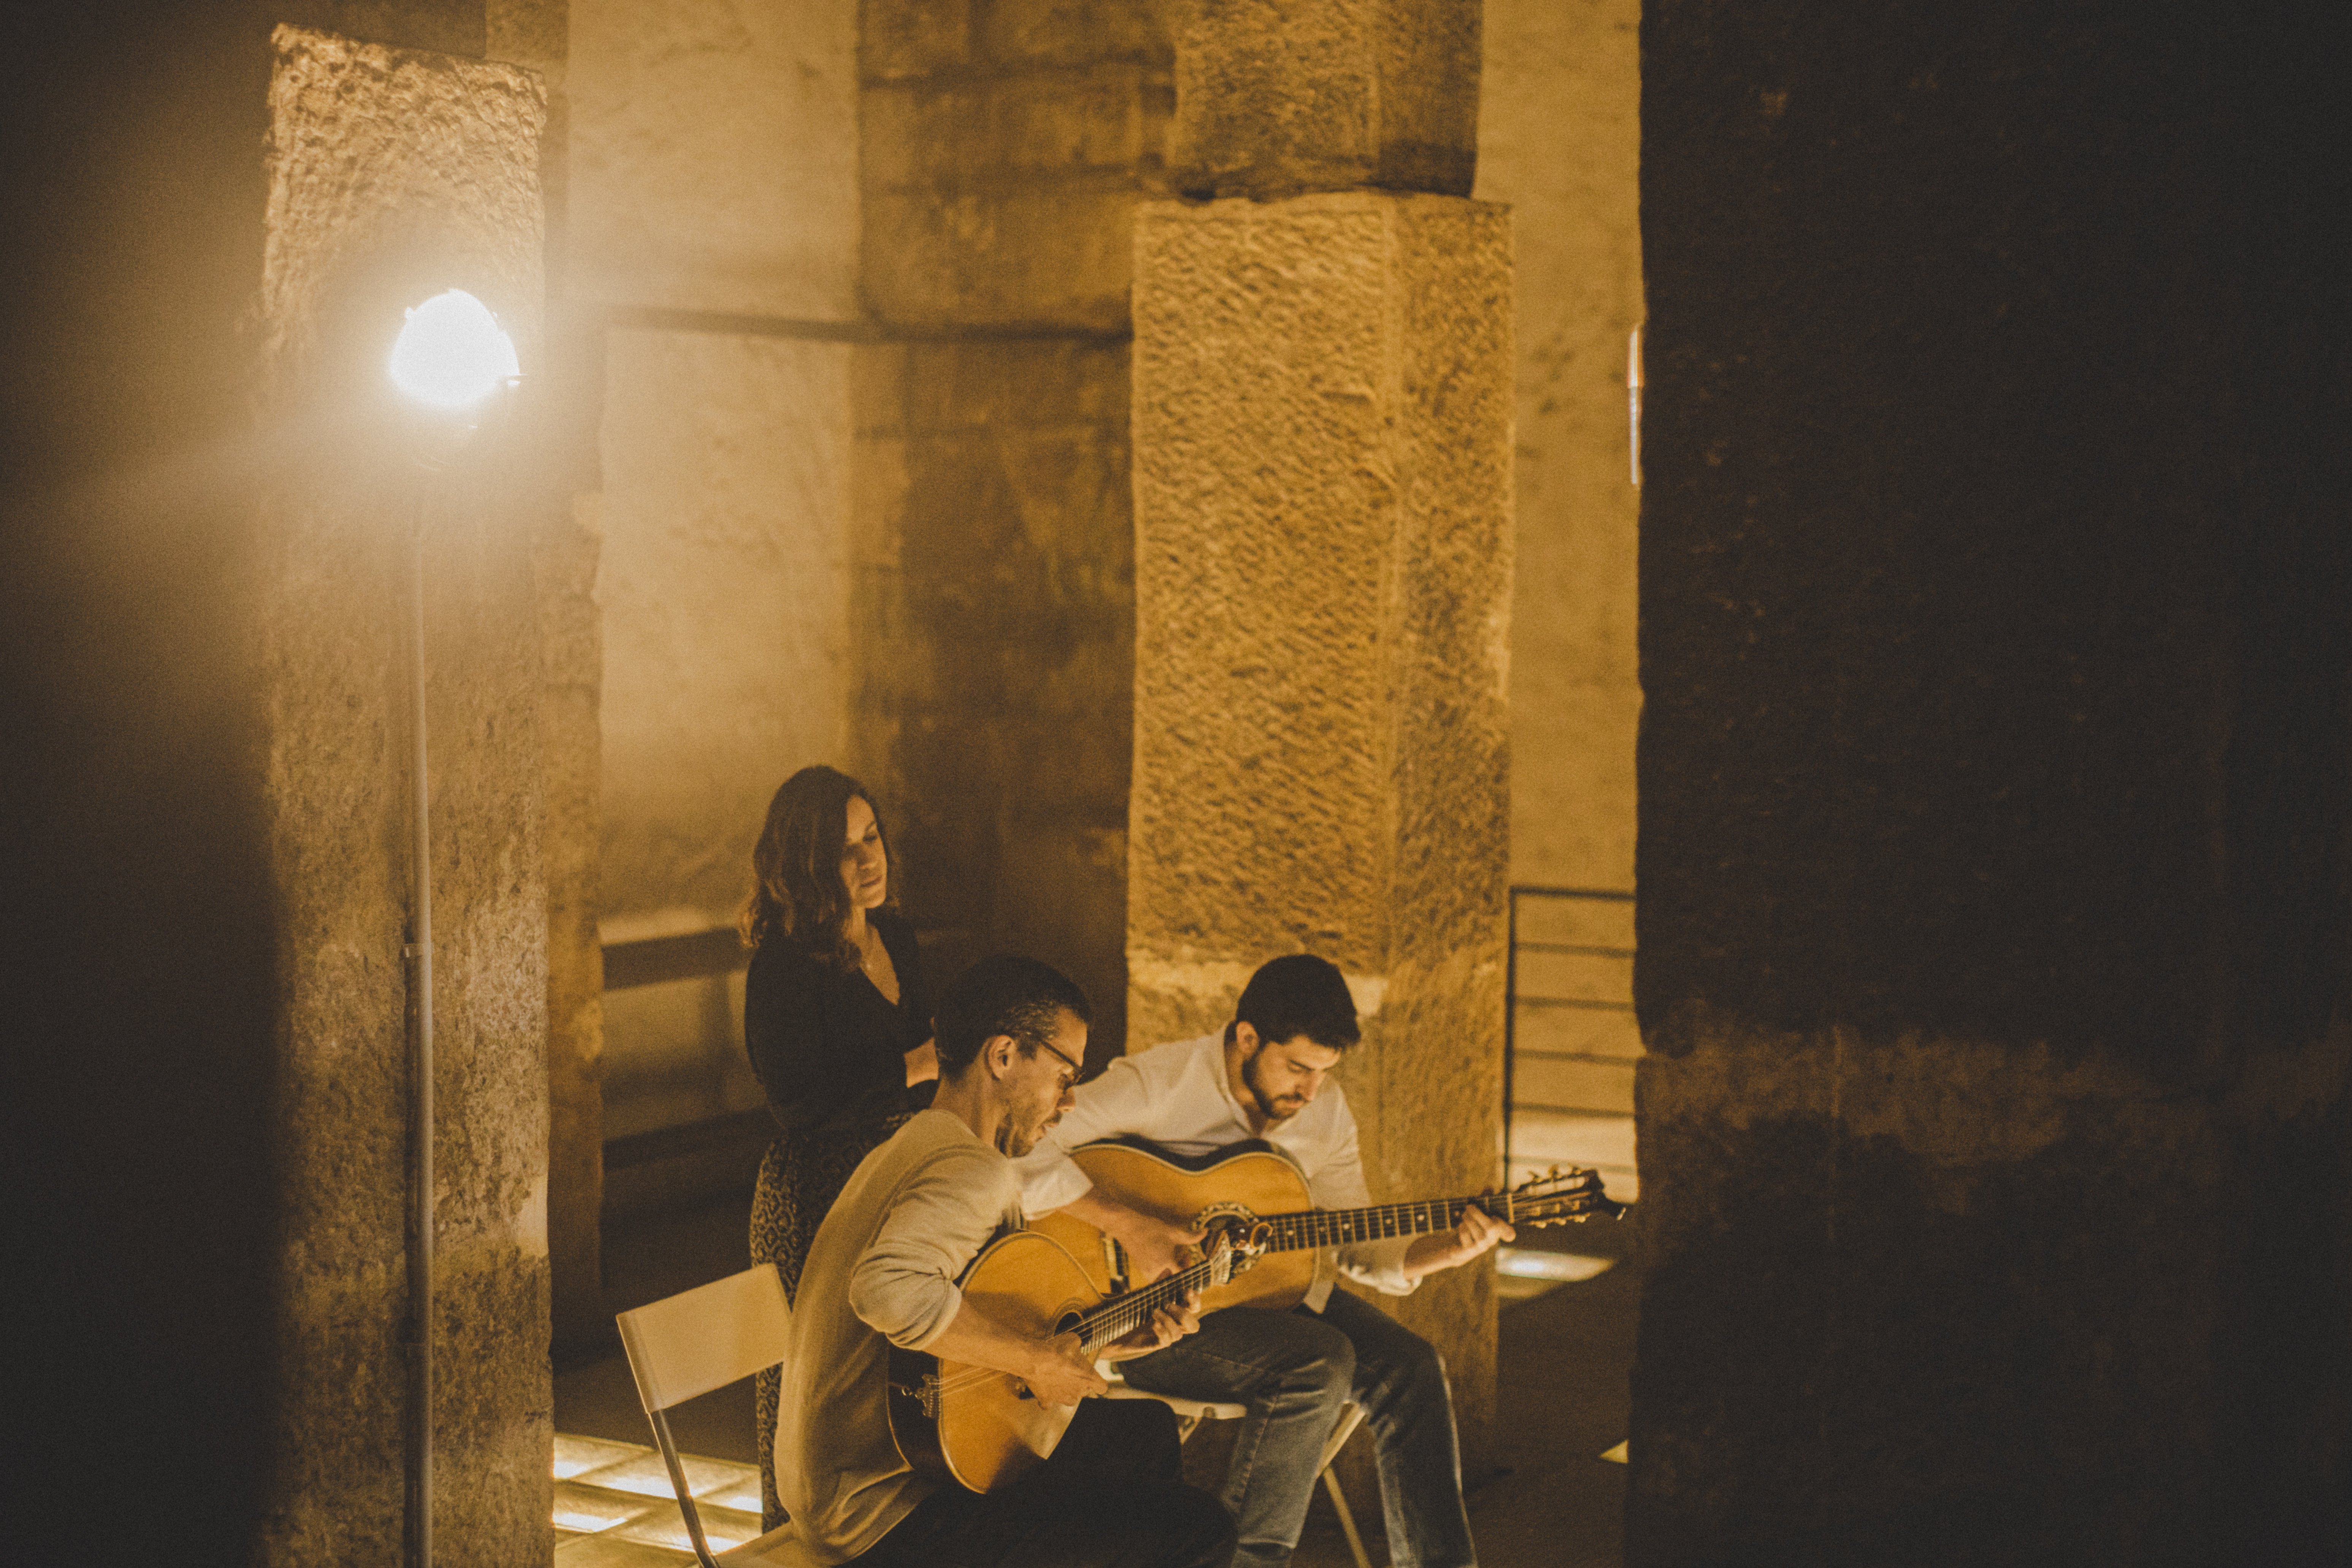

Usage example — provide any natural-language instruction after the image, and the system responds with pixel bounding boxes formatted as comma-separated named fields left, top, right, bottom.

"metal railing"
left=1503, top=885, right=1636, bottom=1180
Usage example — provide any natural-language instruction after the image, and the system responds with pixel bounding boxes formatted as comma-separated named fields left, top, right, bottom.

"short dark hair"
left=1233, top=954, right=1359, bottom=1051
left=936, top=955, right=1092, bottom=1077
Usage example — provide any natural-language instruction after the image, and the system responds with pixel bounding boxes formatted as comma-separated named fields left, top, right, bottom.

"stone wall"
left=1476, top=0, right=1642, bottom=895
left=850, top=0, right=1170, bottom=1060
left=1633, top=3, right=2351, bottom=1562
left=562, top=0, right=861, bottom=1237
left=569, top=0, right=859, bottom=321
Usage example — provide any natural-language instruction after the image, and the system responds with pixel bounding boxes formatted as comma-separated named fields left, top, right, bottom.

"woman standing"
left=741, top=765, right=938, bottom=1525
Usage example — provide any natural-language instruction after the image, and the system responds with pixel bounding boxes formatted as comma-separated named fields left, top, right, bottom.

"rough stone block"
left=861, top=0, right=971, bottom=81
left=989, top=68, right=1151, bottom=171
left=868, top=71, right=1154, bottom=188
left=851, top=338, right=1135, bottom=1043
left=858, top=82, right=947, bottom=188
left=1130, top=189, right=1512, bottom=1459
left=1167, top=0, right=1480, bottom=198
left=259, top=25, right=551, bottom=1564
left=979, top=0, right=1168, bottom=66
left=597, top=330, right=855, bottom=924
left=569, top=0, right=858, bottom=318
left=904, top=338, right=1128, bottom=432
left=851, top=342, right=911, bottom=437
left=863, top=179, right=1143, bottom=329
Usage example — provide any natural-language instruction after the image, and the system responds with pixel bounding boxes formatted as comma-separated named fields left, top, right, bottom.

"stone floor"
left=554, top=1190, right=1636, bottom=1566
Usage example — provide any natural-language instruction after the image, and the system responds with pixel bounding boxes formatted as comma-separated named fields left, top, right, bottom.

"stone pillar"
left=1129, top=18, right=1514, bottom=1479
left=493, top=0, right=611, bottom=1373
left=1635, top=5, right=2350, bottom=1563
left=535, top=487, right=606, bottom=1357
left=853, top=0, right=1171, bottom=1058
left=258, top=27, right=552, bottom=1563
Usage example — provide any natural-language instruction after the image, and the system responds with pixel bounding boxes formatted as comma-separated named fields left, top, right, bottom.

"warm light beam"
left=389, top=289, right=520, bottom=410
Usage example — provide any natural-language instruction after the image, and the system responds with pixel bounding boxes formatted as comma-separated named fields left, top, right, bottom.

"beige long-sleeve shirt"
left=1012, top=1031, right=1417, bottom=1310
left=774, top=1109, right=1024, bottom=1562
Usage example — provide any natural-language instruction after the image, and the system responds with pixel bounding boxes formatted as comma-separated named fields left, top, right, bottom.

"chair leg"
left=1321, top=1465, right=1375, bottom=1568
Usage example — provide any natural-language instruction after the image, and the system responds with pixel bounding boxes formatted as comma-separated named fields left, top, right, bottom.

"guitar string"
left=1256, top=1184, right=1604, bottom=1251
left=917, top=1252, right=1229, bottom=1400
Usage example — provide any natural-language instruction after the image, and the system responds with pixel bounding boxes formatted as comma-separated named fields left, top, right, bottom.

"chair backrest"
left=617, top=1264, right=792, bottom=1414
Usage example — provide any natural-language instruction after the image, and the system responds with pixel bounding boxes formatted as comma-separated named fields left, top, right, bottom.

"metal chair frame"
left=1106, top=1366, right=1376, bottom=1568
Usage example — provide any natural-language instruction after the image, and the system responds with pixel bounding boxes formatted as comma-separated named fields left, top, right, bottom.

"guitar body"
left=887, top=1229, right=1101, bottom=1493
left=1028, top=1139, right=1320, bottom=1315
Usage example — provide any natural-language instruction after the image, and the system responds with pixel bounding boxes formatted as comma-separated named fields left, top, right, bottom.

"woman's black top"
left=743, top=908, right=935, bottom=1133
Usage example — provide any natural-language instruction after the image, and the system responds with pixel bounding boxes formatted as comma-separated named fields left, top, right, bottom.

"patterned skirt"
left=752, top=1111, right=916, bottom=1530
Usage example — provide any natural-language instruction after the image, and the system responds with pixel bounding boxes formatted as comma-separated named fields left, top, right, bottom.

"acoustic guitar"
left=1028, top=1137, right=1623, bottom=1314
left=886, top=1228, right=1244, bottom=1494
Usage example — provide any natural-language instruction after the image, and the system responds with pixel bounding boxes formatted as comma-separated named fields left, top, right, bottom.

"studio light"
left=389, top=284, right=521, bottom=1568
left=388, top=288, right=520, bottom=411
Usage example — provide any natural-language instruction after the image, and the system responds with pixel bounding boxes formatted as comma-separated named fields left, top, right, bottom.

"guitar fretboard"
left=1074, top=1246, right=1226, bottom=1354
left=1265, top=1196, right=1497, bottom=1252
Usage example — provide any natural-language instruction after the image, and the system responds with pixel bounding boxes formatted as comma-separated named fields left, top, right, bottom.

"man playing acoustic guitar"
left=1014, top=954, right=1513, bottom=1568
left=776, top=954, right=1236, bottom=1567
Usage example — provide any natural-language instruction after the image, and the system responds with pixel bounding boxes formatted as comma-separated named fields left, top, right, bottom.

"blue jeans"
left=1118, top=1292, right=1477, bottom=1568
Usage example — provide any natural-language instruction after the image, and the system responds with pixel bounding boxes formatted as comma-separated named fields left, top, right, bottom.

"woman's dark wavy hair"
left=739, top=765, right=895, bottom=965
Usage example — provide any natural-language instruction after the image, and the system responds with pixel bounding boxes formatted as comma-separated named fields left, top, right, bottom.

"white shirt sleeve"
left=1305, top=1104, right=1419, bottom=1297
left=849, top=1142, right=1012, bottom=1351
left=1012, top=1054, right=1157, bottom=1214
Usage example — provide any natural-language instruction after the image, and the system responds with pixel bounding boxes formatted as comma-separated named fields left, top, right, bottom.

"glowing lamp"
left=388, top=289, right=521, bottom=410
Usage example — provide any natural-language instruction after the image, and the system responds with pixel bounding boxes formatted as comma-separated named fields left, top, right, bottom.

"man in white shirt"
left=1015, top=955, right=1512, bottom=1568
left=779, top=954, right=1235, bottom=1567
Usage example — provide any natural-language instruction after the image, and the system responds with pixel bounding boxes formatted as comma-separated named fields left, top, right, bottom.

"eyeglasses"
left=1034, top=1037, right=1084, bottom=1090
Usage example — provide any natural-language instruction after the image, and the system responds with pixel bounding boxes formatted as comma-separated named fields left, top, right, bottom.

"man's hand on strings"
left=1101, top=1286, right=1202, bottom=1362
left=1025, top=1330, right=1112, bottom=1408
left=1401, top=1203, right=1515, bottom=1282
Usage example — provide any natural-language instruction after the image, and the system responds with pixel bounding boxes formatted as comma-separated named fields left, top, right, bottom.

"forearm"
left=1400, top=1233, right=1453, bottom=1283
left=1057, top=1187, right=1173, bottom=1246
left=920, top=1298, right=1054, bottom=1382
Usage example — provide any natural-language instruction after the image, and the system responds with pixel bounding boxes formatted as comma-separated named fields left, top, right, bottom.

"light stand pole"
left=386, top=289, right=521, bottom=1568
left=404, top=486, right=437, bottom=1568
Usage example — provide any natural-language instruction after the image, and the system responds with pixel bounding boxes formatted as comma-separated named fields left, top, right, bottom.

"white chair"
left=1105, top=1369, right=1376, bottom=1568
left=1313, top=1404, right=1373, bottom=1568
left=615, top=1266, right=827, bottom=1568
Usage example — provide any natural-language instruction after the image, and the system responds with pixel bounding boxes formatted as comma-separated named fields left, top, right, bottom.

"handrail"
left=1504, top=885, right=1636, bottom=1178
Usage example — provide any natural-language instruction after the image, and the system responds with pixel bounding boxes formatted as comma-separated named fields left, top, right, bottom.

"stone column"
left=853, top=0, right=1170, bottom=1058
left=1634, top=5, right=2350, bottom=1563
left=258, top=27, right=552, bottom=1564
left=494, top=0, right=611, bottom=1373
left=1129, top=0, right=1513, bottom=1478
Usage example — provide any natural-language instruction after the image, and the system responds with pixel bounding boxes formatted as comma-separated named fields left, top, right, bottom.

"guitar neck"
left=1262, top=1195, right=1498, bottom=1254
left=1074, top=1251, right=1223, bottom=1355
